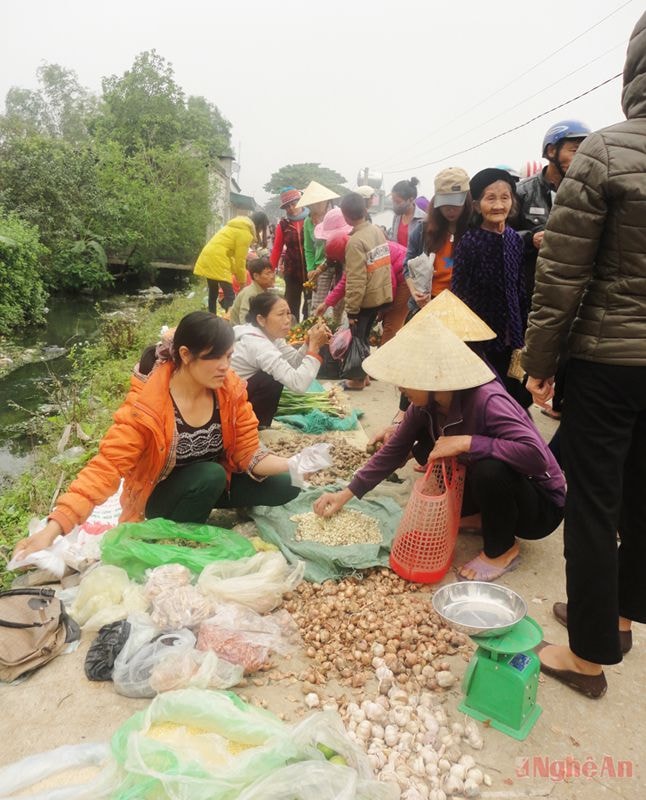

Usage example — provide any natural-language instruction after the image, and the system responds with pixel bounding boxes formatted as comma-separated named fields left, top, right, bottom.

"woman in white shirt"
left=231, top=293, right=331, bottom=426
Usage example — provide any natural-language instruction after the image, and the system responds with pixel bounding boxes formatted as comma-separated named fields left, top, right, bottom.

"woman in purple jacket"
left=314, top=313, right=565, bottom=581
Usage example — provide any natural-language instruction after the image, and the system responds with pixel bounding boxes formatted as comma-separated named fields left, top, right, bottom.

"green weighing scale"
left=433, top=582, right=543, bottom=741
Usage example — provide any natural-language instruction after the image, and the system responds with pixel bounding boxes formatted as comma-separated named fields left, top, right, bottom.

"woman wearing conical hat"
left=313, top=313, right=566, bottom=582
left=297, top=182, right=342, bottom=315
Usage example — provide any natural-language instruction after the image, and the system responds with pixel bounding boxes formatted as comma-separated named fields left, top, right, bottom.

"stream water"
left=0, top=271, right=194, bottom=484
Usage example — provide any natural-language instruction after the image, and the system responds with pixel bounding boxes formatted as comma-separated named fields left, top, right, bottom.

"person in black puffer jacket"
left=523, top=11, right=646, bottom=699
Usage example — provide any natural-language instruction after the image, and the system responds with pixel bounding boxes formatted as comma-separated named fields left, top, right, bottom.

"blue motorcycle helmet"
left=541, top=120, right=591, bottom=177
left=542, top=120, right=591, bottom=156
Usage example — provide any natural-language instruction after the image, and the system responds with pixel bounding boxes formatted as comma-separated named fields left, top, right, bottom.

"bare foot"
left=459, top=541, right=520, bottom=580
left=619, top=616, right=633, bottom=632
left=539, top=644, right=603, bottom=676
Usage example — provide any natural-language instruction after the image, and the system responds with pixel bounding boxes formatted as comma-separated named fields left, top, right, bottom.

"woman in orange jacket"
left=13, top=311, right=299, bottom=560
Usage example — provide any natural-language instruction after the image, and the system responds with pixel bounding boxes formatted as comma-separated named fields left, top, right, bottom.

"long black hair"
left=423, top=195, right=473, bottom=254
left=139, top=311, right=234, bottom=374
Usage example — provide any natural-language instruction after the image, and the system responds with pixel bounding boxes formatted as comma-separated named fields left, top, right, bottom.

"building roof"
left=230, top=192, right=256, bottom=211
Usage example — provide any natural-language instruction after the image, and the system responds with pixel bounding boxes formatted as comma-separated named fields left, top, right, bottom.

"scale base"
left=459, top=699, right=542, bottom=741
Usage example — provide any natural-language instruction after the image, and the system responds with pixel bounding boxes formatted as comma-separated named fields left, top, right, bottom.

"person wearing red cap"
left=270, top=187, right=309, bottom=321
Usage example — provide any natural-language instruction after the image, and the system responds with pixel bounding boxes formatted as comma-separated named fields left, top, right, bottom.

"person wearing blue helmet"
left=513, top=119, right=591, bottom=295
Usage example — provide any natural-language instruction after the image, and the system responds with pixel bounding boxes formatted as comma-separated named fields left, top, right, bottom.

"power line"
left=383, top=73, right=622, bottom=176
left=374, top=0, right=634, bottom=169
left=382, top=39, right=627, bottom=172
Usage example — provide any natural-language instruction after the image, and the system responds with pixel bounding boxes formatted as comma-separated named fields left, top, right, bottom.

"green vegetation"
left=0, top=51, right=231, bottom=329
left=0, top=293, right=197, bottom=588
left=0, top=209, right=48, bottom=335
left=263, top=163, right=348, bottom=219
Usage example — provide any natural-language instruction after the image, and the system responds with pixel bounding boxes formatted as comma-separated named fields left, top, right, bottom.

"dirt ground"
left=1, top=379, right=644, bottom=798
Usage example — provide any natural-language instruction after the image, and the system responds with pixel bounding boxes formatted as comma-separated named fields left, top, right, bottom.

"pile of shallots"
left=282, top=569, right=471, bottom=693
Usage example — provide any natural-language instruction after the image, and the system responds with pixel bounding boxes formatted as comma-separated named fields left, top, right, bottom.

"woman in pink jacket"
left=314, top=235, right=407, bottom=344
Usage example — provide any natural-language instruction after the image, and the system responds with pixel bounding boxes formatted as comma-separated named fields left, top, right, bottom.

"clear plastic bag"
left=149, top=647, right=243, bottom=693
left=109, top=689, right=289, bottom=800
left=329, top=327, right=352, bottom=361
left=69, top=565, right=149, bottom=631
left=407, top=251, right=435, bottom=295
left=144, top=564, right=192, bottom=601
left=150, top=585, right=213, bottom=631
left=237, top=760, right=400, bottom=800
left=7, top=526, right=70, bottom=578
left=196, top=604, right=299, bottom=673
left=0, top=742, right=114, bottom=800
left=287, top=443, right=333, bottom=488
left=113, top=624, right=196, bottom=698
left=109, top=690, right=385, bottom=800
left=196, top=552, right=304, bottom=614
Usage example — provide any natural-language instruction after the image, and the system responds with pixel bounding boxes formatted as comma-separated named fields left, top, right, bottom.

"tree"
left=98, top=50, right=187, bottom=153
left=0, top=209, right=47, bottom=333
left=1, top=64, right=96, bottom=143
left=0, top=135, right=109, bottom=291
left=183, top=95, right=232, bottom=163
left=264, top=163, right=348, bottom=196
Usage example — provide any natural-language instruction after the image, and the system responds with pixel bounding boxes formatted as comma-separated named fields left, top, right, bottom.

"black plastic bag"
left=340, top=335, right=369, bottom=380
left=85, top=619, right=131, bottom=681
left=317, top=344, right=342, bottom=379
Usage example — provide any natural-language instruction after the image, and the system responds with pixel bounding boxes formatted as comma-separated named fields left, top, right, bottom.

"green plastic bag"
left=101, top=519, right=255, bottom=580
left=275, top=408, right=363, bottom=434
left=250, top=488, right=400, bottom=582
left=109, top=689, right=372, bottom=800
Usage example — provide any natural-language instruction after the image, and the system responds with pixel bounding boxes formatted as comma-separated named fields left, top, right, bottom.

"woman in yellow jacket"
left=194, top=211, right=268, bottom=313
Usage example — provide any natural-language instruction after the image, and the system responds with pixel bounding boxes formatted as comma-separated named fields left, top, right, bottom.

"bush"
left=0, top=209, right=47, bottom=334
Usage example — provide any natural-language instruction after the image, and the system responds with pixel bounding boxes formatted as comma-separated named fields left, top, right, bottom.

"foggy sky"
left=2, top=0, right=639, bottom=205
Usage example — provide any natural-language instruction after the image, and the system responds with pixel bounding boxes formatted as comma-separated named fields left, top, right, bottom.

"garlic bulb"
left=463, top=778, right=481, bottom=797
left=304, top=692, right=320, bottom=708
left=466, top=767, right=483, bottom=785
left=436, top=671, right=455, bottom=688
left=443, top=774, right=464, bottom=795
left=384, top=724, right=399, bottom=747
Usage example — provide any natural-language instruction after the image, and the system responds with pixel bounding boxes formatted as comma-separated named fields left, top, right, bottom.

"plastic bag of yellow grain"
left=0, top=742, right=115, bottom=799
left=108, top=688, right=381, bottom=800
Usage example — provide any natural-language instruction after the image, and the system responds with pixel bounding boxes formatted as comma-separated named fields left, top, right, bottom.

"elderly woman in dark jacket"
left=451, top=168, right=531, bottom=408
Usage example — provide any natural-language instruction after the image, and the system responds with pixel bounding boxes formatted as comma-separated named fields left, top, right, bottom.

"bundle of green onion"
left=277, top=387, right=346, bottom=418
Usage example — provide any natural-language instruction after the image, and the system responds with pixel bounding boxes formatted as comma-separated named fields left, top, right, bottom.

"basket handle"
left=424, top=457, right=455, bottom=490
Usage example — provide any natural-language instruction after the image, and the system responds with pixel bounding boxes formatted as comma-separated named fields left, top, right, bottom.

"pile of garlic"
left=340, top=660, right=491, bottom=799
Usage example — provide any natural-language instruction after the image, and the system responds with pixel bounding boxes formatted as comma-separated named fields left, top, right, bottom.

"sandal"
left=339, top=380, right=365, bottom=391
left=540, top=408, right=561, bottom=420
left=535, top=641, right=607, bottom=698
left=457, top=554, right=521, bottom=582
left=552, top=601, right=632, bottom=655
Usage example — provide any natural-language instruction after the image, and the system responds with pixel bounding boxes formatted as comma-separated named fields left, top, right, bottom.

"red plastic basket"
left=390, top=457, right=465, bottom=583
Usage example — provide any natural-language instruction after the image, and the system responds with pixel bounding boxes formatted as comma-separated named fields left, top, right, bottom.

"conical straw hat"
left=296, top=181, right=339, bottom=208
left=408, top=290, right=496, bottom=341
left=362, top=314, right=495, bottom=391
